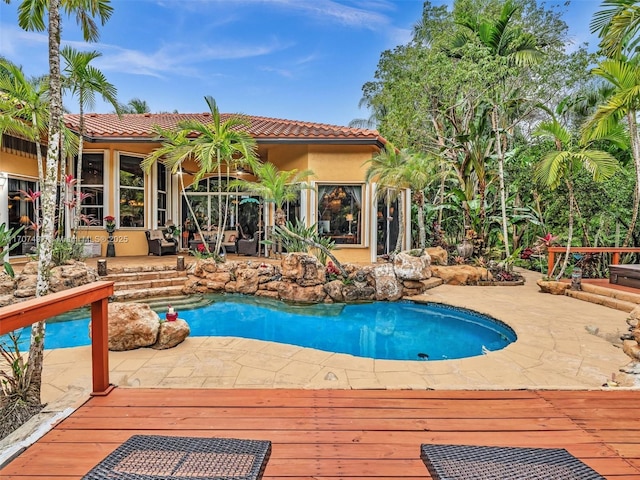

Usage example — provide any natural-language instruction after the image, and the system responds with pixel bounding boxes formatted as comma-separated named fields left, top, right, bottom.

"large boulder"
left=373, top=263, right=402, bottom=301
left=106, top=302, right=160, bottom=351
left=235, top=268, right=260, bottom=294
left=393, top=251, right=431, bottom=281
left=49, top=261, right=99, bottom=292
left=281, top=253, right=326, bottom=286
left=431, top=265, right=491, bottom=285
left=425, top=247, right=448, bottom=266
left=152, top=319, right=190, bottom=349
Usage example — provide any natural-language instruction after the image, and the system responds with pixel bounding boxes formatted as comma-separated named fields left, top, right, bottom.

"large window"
left=119, top=154, right=145, bottom=227
left=74, top=152, right=104, bottom=225
left=317, top=184, right=362, bottom=245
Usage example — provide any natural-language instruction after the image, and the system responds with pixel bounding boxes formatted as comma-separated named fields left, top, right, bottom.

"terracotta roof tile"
left=64, top=112, right=384, bottom=144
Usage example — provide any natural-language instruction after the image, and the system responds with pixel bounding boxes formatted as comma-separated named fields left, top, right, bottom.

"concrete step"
left=580, top=282, right=640, bottom=304
left=560, top=281, right=640, bottom=313
left=113, top=277, right=188, bottom=291
left=111, top=285, right=186, bottom=301
left=103, top=269, right=188, bottom=282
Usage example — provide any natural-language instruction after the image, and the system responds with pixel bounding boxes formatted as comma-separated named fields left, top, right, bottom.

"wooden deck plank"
left=1, top=388, right=638, bottom=479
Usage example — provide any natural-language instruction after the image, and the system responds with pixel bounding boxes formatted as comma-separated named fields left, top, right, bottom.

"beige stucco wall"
left=2, top=139, right=381, bottom=259
left=1, top=150, right=40, bottom=178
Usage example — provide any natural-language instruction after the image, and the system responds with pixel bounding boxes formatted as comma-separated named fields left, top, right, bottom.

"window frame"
left=315, top=182, right=365, bottom=248
left=117, top=152, right=146, bottom=229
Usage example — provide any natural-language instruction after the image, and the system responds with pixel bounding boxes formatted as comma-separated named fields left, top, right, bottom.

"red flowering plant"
left=325, top=260, right=343, bottom=281
left=104, top=215, right=116, bottom=233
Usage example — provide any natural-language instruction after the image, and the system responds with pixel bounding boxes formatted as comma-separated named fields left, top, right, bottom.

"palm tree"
left=61, top=48, right=115, bottom=220
left=591, top=0, right=640, bottom=59
left=61, top=45, right=119, bottom=237
left=365, top=143, right=411, bottom=253
left=175, top=96, right=258, bottom=254
left=142, top=125, right=211, bottom=248
left=534, top=119, right=619, bottom=279
left=119, top=97, right=150, bottom=114
left=143, top=97, right=257, bottom=254
left=0, top=61, right=48, bottom=186
left=4, top=0, right=113, bottom=407
left=454, top=0, right=543, bottom=258
left=582, top=58, right=640, bottom=246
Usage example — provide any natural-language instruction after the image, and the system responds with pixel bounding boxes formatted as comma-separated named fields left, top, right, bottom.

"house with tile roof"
left=0, top=113, right=409, bottom=263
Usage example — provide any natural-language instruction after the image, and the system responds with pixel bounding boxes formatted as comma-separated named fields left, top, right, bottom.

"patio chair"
left=420, top=444, right=605, bottom=480
left=237, top=231, right=259, bottom=256
left=82, top=435, right=271, bottom=480
left=145, top=229, right=179, bottom=256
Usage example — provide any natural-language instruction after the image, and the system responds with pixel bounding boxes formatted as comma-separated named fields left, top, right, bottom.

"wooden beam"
left=0, top=281, right=114, bottom=396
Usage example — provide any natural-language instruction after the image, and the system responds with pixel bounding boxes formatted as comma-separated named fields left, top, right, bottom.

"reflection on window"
left=74, top=152, right=104, bottom=224
left=157, top=163, right=167, bottom=227
left=317, top=185, right=362, bottom=245
left=119, top=155, right=144, bottom=227
left=8, top=178, right=38, bottom=255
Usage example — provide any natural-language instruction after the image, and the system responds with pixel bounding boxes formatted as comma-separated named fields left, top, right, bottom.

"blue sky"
left=0, top=0, right=602, bottom=127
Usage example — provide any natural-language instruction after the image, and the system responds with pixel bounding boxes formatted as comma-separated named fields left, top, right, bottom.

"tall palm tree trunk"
left=623, top=111, right=640, bottom=247
left=179, top=167, right=207, bottom=252
left=492, top=107, right=510, bottom=258
left=28, top=0, right=63, bottom=406
left=555, top=180, right=575, bottom=280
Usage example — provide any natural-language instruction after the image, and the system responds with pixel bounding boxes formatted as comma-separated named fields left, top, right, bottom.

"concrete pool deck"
left=35, top=268, right=636, bottom=411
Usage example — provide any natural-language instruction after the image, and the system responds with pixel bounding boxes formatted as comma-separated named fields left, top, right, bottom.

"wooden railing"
left=547, top=247, right=640, bottom=277
left=0, top=281, right=114, bottom=396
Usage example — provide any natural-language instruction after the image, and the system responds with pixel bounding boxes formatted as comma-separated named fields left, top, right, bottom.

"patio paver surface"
left=36, top=268, right=636, bottom=411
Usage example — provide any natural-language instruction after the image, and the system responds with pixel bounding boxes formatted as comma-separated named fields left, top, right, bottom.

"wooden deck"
left=1, top=388, right=639, bottom=479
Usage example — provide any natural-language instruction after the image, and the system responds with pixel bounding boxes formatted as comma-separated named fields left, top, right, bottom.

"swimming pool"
left=2, top=295, right=516, bottom=360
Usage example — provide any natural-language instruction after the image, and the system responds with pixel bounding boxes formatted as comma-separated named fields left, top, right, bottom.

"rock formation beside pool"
left=91, top=302, right=190, bottom=351
left=0, top=261, right=98, bottom=307
left=620, top=306, right=640, bottom=385
left=183, top=250, right=435, bottom=303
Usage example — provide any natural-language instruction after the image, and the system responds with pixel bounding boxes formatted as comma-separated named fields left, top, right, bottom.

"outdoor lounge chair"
left=420, top=444, right=605, bottom=480
left=82, top=434, right=271, bottom=479
left=237, top=231, right=259, bottom=256
left=145, top=229, right=179, bottom=256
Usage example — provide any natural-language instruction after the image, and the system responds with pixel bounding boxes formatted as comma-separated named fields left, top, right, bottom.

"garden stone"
left=235, top=268, right=260, bottom=294
left=278, top=282, right=326, bottom=303
left=622, top=339, right=640, bottom=361
left=0, top=273, right=16, bottom=295
left=281, top=253, right=326, bottom=286
left=49, top=261, right=98, bottom=292
left=425, top=246, right=448, bottom=265
left=343, top=284, right=375, bottom=302
left=393, top=251, right=431, bottom=281
left=373, top=263, right=402, bottom=301
left=324, top=279, right=345, bottom=302
left=535, top=279, right=569, bottom=295
left=105, top=302, right=159, bottom=351
left=431, top=265, right=490, bottom=285
left=0, top=294, right=15, bottom=307
left=152, top=319, right=190, bottom=349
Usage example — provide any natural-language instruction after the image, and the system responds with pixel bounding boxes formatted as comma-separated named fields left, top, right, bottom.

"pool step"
left=112, top=285, right=186, bottom=302
left=130, top=294, right=214, bottom=312
left=566, top=283, right=640, bottom=313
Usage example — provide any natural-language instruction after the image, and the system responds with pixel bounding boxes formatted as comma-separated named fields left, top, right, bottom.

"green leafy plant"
left=50, top=238, right=86, bottom=266
left=272, top=219, right=336, bottom=265
left=0, top=224, right=24, bottom=277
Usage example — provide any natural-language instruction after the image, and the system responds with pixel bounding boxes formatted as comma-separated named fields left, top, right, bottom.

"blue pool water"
left=2, top=295, right=516, bottom=361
